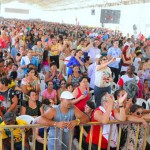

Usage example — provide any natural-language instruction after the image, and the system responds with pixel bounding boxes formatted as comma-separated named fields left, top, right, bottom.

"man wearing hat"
left=36, top=91, right=89, bottom=150
left=1, top=112, right=31, bottom=150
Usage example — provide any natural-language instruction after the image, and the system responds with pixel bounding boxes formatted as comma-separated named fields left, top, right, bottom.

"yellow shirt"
left=50, top=43, right=61, bottom=56
left=0, top=119, right=28, bottom=143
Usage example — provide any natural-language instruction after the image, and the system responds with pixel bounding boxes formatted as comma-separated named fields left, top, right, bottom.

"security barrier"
left=0, top=121, right=149, bottom=150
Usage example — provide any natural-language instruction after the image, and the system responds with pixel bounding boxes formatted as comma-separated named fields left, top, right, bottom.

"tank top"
left=48, top=105, right=75, bottom=150
left=122, top=53, right=131, bottom=66
left=75, top=87, right=90, bottom=112
left=71, top=74, right=82, bottom=87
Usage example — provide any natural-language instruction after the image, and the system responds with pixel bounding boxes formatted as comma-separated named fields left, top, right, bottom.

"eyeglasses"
left=136, top=112, right=142, bottom=115
left=48, top=84, right=53, bottom=86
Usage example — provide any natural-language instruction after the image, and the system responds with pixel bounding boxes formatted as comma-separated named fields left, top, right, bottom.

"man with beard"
left=36, top=91, right=89, bottom=150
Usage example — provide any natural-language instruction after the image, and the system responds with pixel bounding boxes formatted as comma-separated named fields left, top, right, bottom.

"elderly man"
left=36, top=91, right=89, bottom=150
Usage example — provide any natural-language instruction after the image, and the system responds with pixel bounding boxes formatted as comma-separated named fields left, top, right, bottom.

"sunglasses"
left=102, top=58, right=107, bottom=61
left=136, top=112, right=142, bottom=115
left=61, top=83, right=66, bottom=85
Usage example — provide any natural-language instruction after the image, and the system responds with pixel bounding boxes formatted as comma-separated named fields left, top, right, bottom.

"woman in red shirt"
left=72, top=77, right=90, bottom=112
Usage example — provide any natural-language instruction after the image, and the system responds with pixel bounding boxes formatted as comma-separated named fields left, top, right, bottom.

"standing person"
left=36, top=91, right=89, bottom=150
left=94, top=56, right=115, bottom=107
left=49, top=37, right=61, bottom=68
left=120, top=45, right=133, bottom=75
left=32, top=39, right=44, bottom=72
left=107, top=40, right=122, bottom=83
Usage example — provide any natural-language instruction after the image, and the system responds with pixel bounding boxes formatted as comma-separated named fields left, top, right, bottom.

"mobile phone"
left=84, top=90, right=88, bottom=96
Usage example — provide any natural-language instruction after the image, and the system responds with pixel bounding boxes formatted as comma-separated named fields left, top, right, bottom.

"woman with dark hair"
left=21, top=90, right=44, bottom=118
left=42, top=81, right=57, bottom=105
left=94, top=55, right=115, bottom=107
left=57, top=79, right=67, bottom=103
left=72, top=77, right=90, bottom=112
left=67, top=49, right=84, bottom=76
left=45, top=62, right=64, bottom=90
left=21, top=68, right=40, bottom=100
left=120, top=45, right=133, bottom=75
left=68, top=65, right=82, bottom=87
left=42, top=50, right=50, bottom=73
left=120, top=104, right=150, bottom=150
left=0, top=78, right=18, bottom=114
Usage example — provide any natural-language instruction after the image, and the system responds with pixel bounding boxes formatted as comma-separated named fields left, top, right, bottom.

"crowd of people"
left=0, top=18, right=150, bottom=150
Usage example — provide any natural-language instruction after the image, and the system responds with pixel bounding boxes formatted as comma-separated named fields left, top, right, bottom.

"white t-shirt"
left=94, top=66, right=112, bottom=87
left=133, top=57, right=141, bottom=73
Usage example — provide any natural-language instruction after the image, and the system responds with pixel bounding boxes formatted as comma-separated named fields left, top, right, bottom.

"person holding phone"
left=72, top=77, right=90, bottom=112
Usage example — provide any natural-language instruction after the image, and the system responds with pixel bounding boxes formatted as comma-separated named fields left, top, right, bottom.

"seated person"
left=86, top=92, right=127, bottom=150
left=1, top=112, right=32, bottom=150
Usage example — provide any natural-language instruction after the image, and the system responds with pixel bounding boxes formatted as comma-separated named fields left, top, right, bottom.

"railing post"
left=135, top=123, right=140, bottom=149
left=107, top=124, right=112, bottom=150
left=88, top=125, right=93, bottom=150
left=68, top=130, right=73, bottom=150
left=43, top=127, right=47, bottom=150
left=21, top=129, right=25, bottom=150
left=142, top=127, right=148, bottom=150
left=97, top=126, right=103, bottom=150
left=11, top=129, right=14, bottom=150
left=32, top=127, right=36, bottom=150
left=0, top=130, right=2, bottom=150
left=79, top=125, right=84, bottom=150
left=116, top=124, right=122, bottom=150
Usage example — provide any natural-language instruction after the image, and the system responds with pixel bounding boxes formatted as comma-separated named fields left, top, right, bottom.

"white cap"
left=60, top=91, right=74, bottom=100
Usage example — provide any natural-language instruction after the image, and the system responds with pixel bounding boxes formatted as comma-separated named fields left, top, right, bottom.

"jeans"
left=110, top=67, right=120, bottom=83
left=94, top=85, right=111, bottom=107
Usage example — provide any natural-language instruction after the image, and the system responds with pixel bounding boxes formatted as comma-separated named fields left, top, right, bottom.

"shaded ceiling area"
left=1, top=0, right=150, bottom=11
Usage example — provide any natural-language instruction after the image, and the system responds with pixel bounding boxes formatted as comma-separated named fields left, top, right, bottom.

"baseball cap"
left=60, top=91, right=74, bottom=100
left=96, top=54, right=101, bottom=59
left=4, top=112, right=16, bottom=122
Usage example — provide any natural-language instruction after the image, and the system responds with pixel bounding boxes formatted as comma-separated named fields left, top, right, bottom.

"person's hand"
left=32, top=76, right=38, bottom=81
left=118, top=92, right=127, bottom=106
left=106, top=93, right=114, bottom=106
left=111, top=57, right=116, bottom=62
left=142, top=120, right=148, bottom=128
left=126, top=98, right=133, bottom=109
left=79, top=94, right=86, bottom=100
left=56, top=121, right=68, bottom=129
left=67, top=120, right=78, bottom=130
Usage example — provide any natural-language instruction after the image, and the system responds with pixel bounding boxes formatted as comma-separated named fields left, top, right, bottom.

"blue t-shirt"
left=20, top=57, right=38, bottom=75
left=10, top=47, right=19, bottom=59
left=67, top=56, right=84, bottom=75
left=108, top=47, right=122, bottom=69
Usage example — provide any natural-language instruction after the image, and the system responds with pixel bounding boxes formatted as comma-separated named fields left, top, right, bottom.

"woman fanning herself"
left=94, top=55, right=116, bottom=107
left=72, top=77, right=90, bottom=112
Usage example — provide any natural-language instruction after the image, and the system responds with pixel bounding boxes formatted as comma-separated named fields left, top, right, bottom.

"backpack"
left=123, top=76, right=139, bottom=99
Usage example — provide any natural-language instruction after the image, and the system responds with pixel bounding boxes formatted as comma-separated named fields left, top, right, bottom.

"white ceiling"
left=1, top=0, right=150, bottom=11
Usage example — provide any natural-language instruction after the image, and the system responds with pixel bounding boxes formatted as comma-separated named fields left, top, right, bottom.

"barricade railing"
left=0, top=121, right=149, bottom=150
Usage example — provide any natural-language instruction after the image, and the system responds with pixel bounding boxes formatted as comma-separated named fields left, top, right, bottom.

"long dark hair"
left=43, top=50, right=48, bottom=61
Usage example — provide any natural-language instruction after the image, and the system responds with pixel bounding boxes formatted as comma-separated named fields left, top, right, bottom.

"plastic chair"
left=136, top=98, right=148, bottom=109
left=146, top=99, right=150, bottom=110
left=17, top=115, right=35, bottom=124
left=111, top=82, right=119, bottom=94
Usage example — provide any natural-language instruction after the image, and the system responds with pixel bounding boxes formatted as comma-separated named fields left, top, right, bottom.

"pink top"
left=42, top=60, right=49, bottom=66
left=42, top=89, right=57, bottom=99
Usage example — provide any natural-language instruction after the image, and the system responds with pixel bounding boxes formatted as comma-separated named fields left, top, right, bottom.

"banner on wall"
left=100, top=9, right=121, bottom=24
